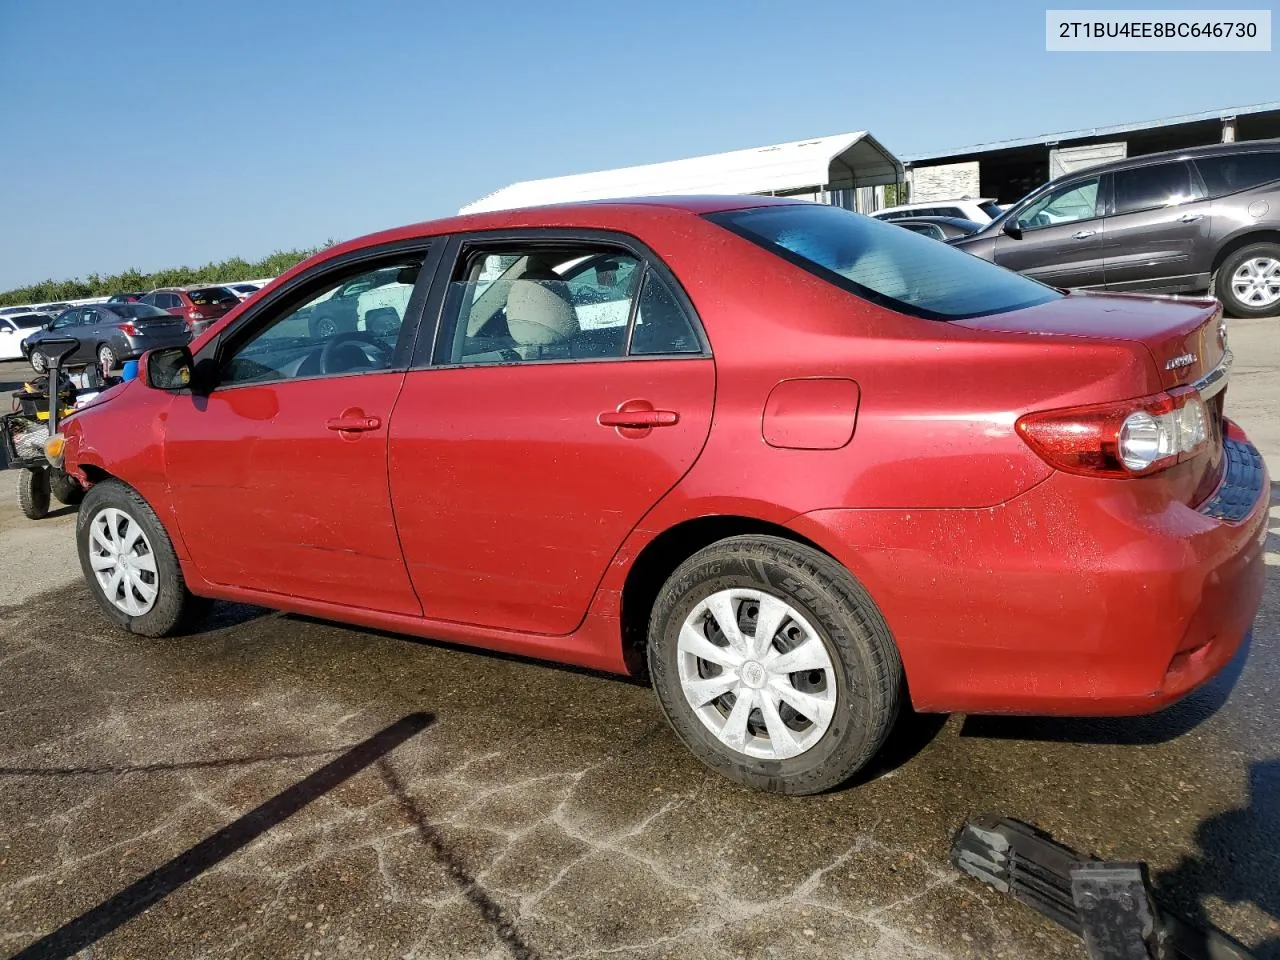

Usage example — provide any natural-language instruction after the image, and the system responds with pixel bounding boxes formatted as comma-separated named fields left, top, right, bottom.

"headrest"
left=505, top=280, right=579, bottom=345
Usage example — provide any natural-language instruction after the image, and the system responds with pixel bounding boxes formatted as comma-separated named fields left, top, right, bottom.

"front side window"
left=1194, top=151, right=1280, bottom=196
left=1015, top=178, right=1101, bottom=229
left=709, top=203, right=1059, bottom=321
left=219, top=256, right=423, bottom=386
left=435, top=243, right=701, bottom=365
left=1111, top=161, right=1199, bottom=215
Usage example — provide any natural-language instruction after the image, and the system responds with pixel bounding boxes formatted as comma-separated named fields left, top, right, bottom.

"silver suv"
left=951, top=140, right=1280, bottom=318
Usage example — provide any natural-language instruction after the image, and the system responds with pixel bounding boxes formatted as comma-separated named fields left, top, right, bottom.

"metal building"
left=460, top=132, right=903, bottom=214
left=904, top=101, right=1280, bottom=205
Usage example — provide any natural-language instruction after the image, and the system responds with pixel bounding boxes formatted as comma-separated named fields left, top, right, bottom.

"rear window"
left=708, top=203, right=1060, bottom=320
left=188, top=287, right=237, bottom=305
left=108, top=303, right=173, bottom=319
left=1194, top=151, right=1280, bottom=196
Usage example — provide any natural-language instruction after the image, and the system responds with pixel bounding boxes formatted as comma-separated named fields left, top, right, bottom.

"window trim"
left=192, top=237, right=442, bottom=393
left=1104, top=160, right=1203, bottom=218
left=415, top=228, right=711, bottom=370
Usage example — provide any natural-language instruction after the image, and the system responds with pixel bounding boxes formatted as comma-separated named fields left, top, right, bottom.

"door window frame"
left=414, top=228, right=711, bottom=370
left=191, top=237, right=443, bottom=392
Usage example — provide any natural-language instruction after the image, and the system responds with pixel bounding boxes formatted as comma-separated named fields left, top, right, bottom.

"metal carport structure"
left=459, top=132, right=903, bottom=214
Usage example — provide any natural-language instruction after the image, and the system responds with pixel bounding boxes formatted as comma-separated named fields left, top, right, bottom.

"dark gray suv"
left=951, top=140, right=1280, bottom=318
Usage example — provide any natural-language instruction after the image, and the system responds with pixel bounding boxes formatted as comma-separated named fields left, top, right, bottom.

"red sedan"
left=56, top=197, right=1269, bottom=794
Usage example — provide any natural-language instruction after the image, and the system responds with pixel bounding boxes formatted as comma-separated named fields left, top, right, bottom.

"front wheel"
left=647, top=535, right=903, bottom=795
left=76, top=479, right=210, bottom=636
left=29, top=350, right=48, bottom=374
left=1215, top=242, right=1280, bottom=318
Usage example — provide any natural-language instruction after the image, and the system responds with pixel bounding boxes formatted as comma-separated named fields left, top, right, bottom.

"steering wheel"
left=319, top=330, right=393, bottom=375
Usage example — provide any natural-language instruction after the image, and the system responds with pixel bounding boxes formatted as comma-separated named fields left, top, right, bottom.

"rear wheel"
left=18, top=467, right=50, bottom=520
left=29, top=350, right=48, bottom=374
left=647, top=535, right=903, bottom=795
left=77, top=479, right=210, bottom=636
left=1215, top=242, right=1280, bottom=318
left=97, top=343, right=117, bottom=371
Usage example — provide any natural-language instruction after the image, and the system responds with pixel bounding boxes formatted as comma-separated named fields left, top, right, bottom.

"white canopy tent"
left=459, top=132, right=903, bottom=214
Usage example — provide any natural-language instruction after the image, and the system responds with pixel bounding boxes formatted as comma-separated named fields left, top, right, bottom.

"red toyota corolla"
left=55, top=197, right=1269, bottom=794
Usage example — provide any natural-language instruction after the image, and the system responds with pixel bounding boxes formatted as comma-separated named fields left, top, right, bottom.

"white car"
left=0, top=313, right=51, bottom=361
left=226, top=282, right=263, bottom=301
left=871, top=198, right=1004, bottom=224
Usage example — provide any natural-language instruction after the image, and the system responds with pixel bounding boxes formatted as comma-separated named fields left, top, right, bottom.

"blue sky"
left=0, top=0, right=1276, bottom=289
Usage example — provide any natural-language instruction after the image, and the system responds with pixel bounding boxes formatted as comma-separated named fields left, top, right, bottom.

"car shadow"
left=958, top=629, right=1253, bottom=746
left=1154, top=758, right=1280, bottom=960
left=846, top=704, right=950, bottom=788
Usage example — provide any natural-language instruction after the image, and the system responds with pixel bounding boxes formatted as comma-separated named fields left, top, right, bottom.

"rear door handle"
left=1071, top=230, right=1097, bottom=240
left=326, top=415, right=382, bottom=432
left=1177, top=213, right=1204, bottom=223
left=598, top=409, right=680, bottom=428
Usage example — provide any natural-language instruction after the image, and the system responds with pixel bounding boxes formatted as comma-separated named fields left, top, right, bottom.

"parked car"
left=225, top=282, right=262, bottom=300
left=952, top=140, right=1280, bottom=317
left=56, top=197, right=1266, bottom=795
left=872, top=198, right=1004, bottom=224
left=22, top=302, right=190, bottom=372
left=298, top=266, right=413, bottom=338
left=36, top=303, right=73, bottom=315
left=141, top=286, right=240, bottom=334
left=886, top=215, right=985, bottom=241
left=107, top=292, right=147, bottom=303
left=0, top=313, right=52, bottom=360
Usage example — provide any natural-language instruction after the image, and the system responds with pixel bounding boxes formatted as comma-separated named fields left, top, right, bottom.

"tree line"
left=0, top=245, right=333, bottom=307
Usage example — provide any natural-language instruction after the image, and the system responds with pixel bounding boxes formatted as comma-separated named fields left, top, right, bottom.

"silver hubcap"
left=87, top=507, right=159, bottom=615
left=1231, top=256, right=1280, bottom=307
left=99, top=348, right=113, bottom=367
left=31, top=353, right=45, bottom=372
left=677, top=589, right=837, bottom=761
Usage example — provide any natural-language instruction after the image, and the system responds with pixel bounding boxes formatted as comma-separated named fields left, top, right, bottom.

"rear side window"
left=1111, top=161, right=1199, bottom=215
left=1195, top=151, right=1280, bottom=196
left=709, top=203, right=1060, bottom=321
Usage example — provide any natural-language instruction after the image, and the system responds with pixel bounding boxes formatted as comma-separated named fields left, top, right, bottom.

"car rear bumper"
left=788, top=424, right=1270, bottom=716
left=120, top=331, right=191, bottom=359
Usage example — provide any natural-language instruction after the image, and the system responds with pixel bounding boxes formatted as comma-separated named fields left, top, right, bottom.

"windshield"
left=708, top=203, right=1060, bottom=320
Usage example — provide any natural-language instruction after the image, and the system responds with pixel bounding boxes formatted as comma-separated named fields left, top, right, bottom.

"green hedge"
left=0, top=245, right=334, bottom=307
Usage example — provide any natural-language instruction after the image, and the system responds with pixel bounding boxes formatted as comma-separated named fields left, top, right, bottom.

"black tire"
left=29, top=350, right=48, bottom=374
left=18, top=467, right=50, bottom=520
left=50, top=469, right=84, bottom=506
left=648, top=535, right=903, bottom=795
left=309, top=314, right=339, bottom=340
left=1214, top=242, right=1280, bottom=319
left=76, top=478, right=210, bottom=637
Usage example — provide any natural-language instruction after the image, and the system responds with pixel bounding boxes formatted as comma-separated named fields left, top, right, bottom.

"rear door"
left=388, top=232, right=714, bottom=634
left=994, top=175, right=1107, bottom=288
left=1101, top=160, right=1213, bottom=292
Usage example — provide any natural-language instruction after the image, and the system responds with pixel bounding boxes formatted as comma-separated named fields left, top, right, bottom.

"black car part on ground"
left=952, top=816, right=1255, bottom=960
left=2, top=336, right=84, bottom=519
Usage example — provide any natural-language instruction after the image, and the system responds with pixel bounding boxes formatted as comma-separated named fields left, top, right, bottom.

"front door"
left=995, top=175, right=1106, bottom=289
left=388, top=236, right=714, bottom=635
left=163, top=251, right=430, bottom=614
left=1102, top=160, right=1213, bottom=292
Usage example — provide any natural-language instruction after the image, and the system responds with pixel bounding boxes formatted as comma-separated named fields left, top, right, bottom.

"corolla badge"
left=1166, top=353, right=1197, bottom=371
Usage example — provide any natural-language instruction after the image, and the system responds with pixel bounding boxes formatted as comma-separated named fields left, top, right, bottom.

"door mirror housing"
left=143, top=346, right=196, bottom=392
left=1002, top=221, right=1024, bottom=240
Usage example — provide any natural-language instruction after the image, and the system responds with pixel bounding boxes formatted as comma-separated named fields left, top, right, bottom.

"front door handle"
left=1177, top=213, right=1204, bottom=223
left=1071, top=230, right=1097, bottom=240
left=598, top=409, right=680, bottom=428
left=326, top=414, right=382, bottom=433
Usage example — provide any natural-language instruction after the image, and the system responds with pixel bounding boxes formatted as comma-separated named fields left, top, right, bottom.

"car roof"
left=891, top=215, right=983, bottom=227
left=875, top=199, right=995, bottom=214
left=1050, top=137, right=1280, bottom=180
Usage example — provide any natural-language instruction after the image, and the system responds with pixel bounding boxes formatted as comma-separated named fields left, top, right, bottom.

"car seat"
left=505, top=279, right=580, bottom=354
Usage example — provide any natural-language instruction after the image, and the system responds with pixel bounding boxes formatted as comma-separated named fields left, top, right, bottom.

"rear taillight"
left=118, top=322, right=139, bottom=336
left=1016, top=388, right=1210, bottom=478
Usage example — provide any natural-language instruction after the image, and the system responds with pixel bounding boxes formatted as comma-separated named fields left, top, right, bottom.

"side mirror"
left=1002, top=221, right=1024, bottom=240
left=143, top=346, right=196, bottom=391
